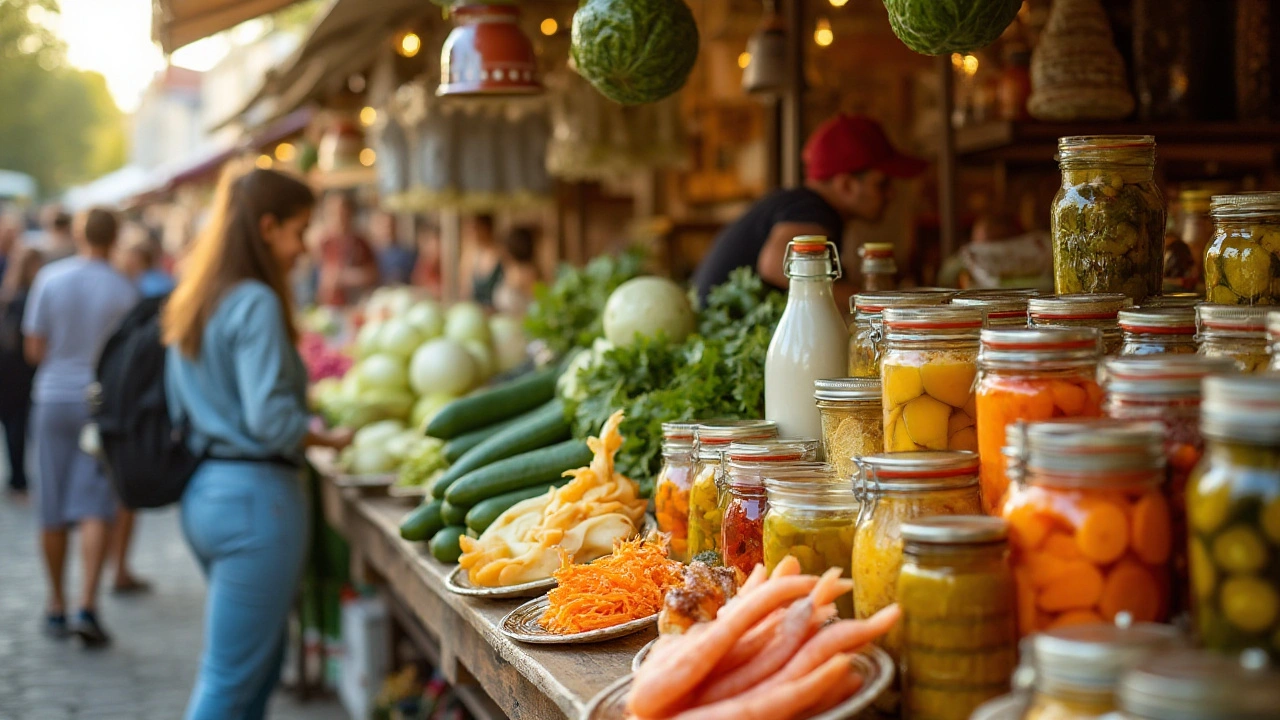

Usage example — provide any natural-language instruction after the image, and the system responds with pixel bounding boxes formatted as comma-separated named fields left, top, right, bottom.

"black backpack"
left=91, top=295, right=200, bottom=509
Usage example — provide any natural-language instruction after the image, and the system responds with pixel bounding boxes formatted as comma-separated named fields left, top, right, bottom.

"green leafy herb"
left=524, top=247, right=646, bottom=358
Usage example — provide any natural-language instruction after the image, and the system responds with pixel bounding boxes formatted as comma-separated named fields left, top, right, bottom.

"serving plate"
left=581, top=645, right=895, bottom=720
left=631, top=638, right=657, bottom=671
left=500, top=596, right=657, bottom=644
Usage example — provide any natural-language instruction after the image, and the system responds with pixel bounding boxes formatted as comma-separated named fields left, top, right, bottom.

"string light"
left=399, top=32, right=421, bottom=57
left=540, top=18, right=558, bottom=35
left=814, top=18, right=833, bottom=47
left=951, top=52, right=964, bottom=69
left=738, top=51, right=751, bottom=69
left=359, top=106, right=377, bottom=127
left=962, top=54, right=979, bottom=76
left=255, top=154, right=272, bottom=169
left=829, top=0, right=848, bottom=6
left=359, top=148, right=376, bottom=167
left=274, top=143, right=296, bottom=162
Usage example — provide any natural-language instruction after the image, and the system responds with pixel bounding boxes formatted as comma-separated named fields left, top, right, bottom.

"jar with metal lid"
left=814, top=377, right=883, bottom=481
left=687, top=420, right=777, bottom=560
left=1104, top=356, right=1239, bottom=621
left=1118, top=649, right=1280, bottom=720
left=1143, top=292, right=1202, bottom=309
left=1204, top=192, right=1280, bottom=305
left=655, top=421, right=697, bottom=562
left=861, top=242, right=898, bottom=291
left=1269, top=311, right=1279, bottom=371
left=1187, top=375, right=1280, bottom=661
left=761, top=463, right=856, bottom=617
left=720, top=438, right=820, bottom=576
left=898, top=516, right=1019, bottom=720
left=951, top=293, right=1033, bottom=328
left=1003, top=419, right=1172, bottom=635
left=1118, top=307, right=1198, bottom=356
left=848, top=290, right=953, bottom=378
left=852, top=451, right=983, bottom=657
left=881, top=306, right=984, bottom=454
left=1177, top=188, right=1215, bottom=290
left=975, top=328, right=1104, bottom=516
left=1195, top=303, right=1276, bottom=373
left=1023, top=620, right=1182, bottom=720
left=1029, top=294, right=1133, bottom=355
left=1050, top=135, right=1165, bottom=303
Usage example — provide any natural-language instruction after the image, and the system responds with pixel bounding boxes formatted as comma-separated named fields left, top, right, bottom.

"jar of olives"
left=1195, top=304, right=1276, bottom=373
left=1118, top=648, right=1280, bottom=720
left=687, top=420, right=777, bottom=560
left=1187, top=375, right=1280, bottom=662
left=761, top=463, right=856, bottom=617
left=951, top=292, right=1034, bottom=328
left=1051, top=135, right=1166, bottom=303
left=654, top=421, right=697, bottom=562
left=1119, top=307, right=1199, bottom=356
left=848, top=290, right=953, bottom=378
left=1030, top=294, right=1133, bottom=355
left=1205, top=192, right=1280, bottom=305
left=720, top=438, right=820, bottom=576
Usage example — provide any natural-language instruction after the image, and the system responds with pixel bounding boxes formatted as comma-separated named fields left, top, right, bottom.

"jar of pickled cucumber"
left=654, top=421, right=697, bottom=563
left=814, top=377, right=883, bottom=481
left=1003, top=420, right=1172, bottom=637
left=720, top=438, right=820, bottom=577
left=848, top=290, right=953, bottom=378
left=852, top=451, right=983, bottom=657
left=898, top=516, right=1019, bottom=720
left=1119, top=307, right=1199, bottom=356
left=1118, top=648, right=1280, bottom=720
left=1187, top=375, right=1280, bottom=662
left=1143, top=293, right=1202, bottom=309
left=1204, top=192, right=1280, bottom=305
left=687, top=420, right=777, bottom=561
left=1269, top=311, right=1279, bottom=371
left=975, top=327, right=1105, bottom=516
left=1023, top=621, right=1182, bottom=720
left=881, top=306, right=984, bottom=455
left=762, top=462, right=856, bottom=617
left=1030, top=294, right=1133, bottom=356
left=1051, top=135, right=1166, bottom=303
left=1196, top=304, right=1277, bottom=373
left=951, top=292, right=1034, bottom=329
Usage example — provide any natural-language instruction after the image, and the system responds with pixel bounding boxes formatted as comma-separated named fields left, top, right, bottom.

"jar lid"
left=1059, top=134, right=1156, bottom=152
left=1269, top=310, right=1280, bottom=340
left=1202, top=375, right=1280, bottom=443
left=1197, top=303, right=1275, bottom=334
left=813, top=377, right=882, bottom=402
left=954, top=288, right=1042, bottom=299
left=1030, top=294, right=1132, bottom=321
left=980, top=327, right=1102, bottom=367
left=851, top=289, right=952, bottom=315
left=968, top=694, right=1029, bottom=720
left=1142, top=293, right=1201, bottom=309
left=1119, top=649, right=1280, bottom=720
left=1118, top=307, right=1196, bottom=334
left=1032, top=620, right=1181, bottom=691
left=725, top=438, right=820, bottom=464
left=695, top=419, right=778, bottom=445
left=950, top=294, right=1032, bottom=323
left=860, top=242, right=894, bottom=259
left=1104, top=355, right=1237, bottom=399
left=882, top=306, right=984, bottom=333
left=1012, top=419, right=1165, bottom=482
left=661, top=421, right=698, bottom=441
left=764, top=464, right=857, bottom=507
left=858, top=451, right=980, bottom=488
left=1209, top=191, right=1280, bottom=219
left=901, top=515, right=1008, bottom=545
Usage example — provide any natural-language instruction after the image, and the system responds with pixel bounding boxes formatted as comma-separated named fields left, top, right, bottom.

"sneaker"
left=43, top=613, right=69, bottom=640
left=72, top=609, right=111, bottom=648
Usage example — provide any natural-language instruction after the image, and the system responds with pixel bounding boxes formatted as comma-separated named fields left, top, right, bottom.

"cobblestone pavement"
left=0, top=472, right=348, bottom=720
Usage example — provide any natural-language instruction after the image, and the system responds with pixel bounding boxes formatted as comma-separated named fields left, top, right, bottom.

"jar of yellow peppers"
left=654, top=421, right=697, bottom=562
left=1195, top=303, right=1277, bottom=373
left=687, top=420, right=777, bottom=560
left=848, top=290, right=952, bottom=378
left=762, top=462, right=858, bottom=618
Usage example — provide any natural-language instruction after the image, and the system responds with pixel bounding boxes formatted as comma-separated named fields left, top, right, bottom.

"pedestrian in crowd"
left=412, top=220, right=443, bottom=299
left=369, top=210, right=417, bottom=285
left=28, top=205, right=77, bottom=263
left=315, top=191, right=377, bottom=306
left=0, top=210, right=19, bottom=280
left=22, top=207, right=139, bottom=646
left=494, top=226, right=539, bottom=316
left=462, top=213, right=503, bottom=308
left=162, top=168, right=352, bottom=719
left=1, top=246, right=43, bottom=498
left=116, top=225, right=176, bottom=298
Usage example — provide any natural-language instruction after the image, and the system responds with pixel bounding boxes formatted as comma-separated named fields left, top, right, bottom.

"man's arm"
left=24, top=335, right=46, bottom=366
left=757, top=222, right=858, bottom=310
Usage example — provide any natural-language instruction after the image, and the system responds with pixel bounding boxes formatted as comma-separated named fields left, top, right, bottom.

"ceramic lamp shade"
left=438, top=4, right=542, bottom=97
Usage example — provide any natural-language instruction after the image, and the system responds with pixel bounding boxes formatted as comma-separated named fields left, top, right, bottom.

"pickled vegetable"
left=1204, top=223, right=1280, bottom=305
left=722, top=490, right=765, bottom=577
left=687, top=466, right=722, bottom=557
left=850, top=321, right=881, bottom=378
left=1200, top=337, right=1273, bottom=373
left=817, top=400, right=883, bottom=480
left=763, top=510, right=856, bottom=618
left=883, top=352, right=979, bottom=454
left=655, top=462, right=693, bottom=562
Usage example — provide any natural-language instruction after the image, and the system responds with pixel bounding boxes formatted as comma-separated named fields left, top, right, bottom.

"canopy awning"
left=153, top=0, right=307, bottom=53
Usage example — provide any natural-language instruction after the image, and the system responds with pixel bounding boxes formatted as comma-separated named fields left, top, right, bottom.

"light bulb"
left=814, top=18, right=834, bottom=47
left=540, top=18, right=558, bottom=36
left=399, top=32, right=421, bottom=58
left=738, top=51, right=751, bottom=69
left=359, top=106, right=377, bottom=127
left=359, top=148, right=376, bottom=167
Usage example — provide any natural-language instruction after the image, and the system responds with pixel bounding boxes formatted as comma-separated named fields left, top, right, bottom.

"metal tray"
left=631, top=638, right=657, bottom=671
left=500, top=596, right=657, bottom=645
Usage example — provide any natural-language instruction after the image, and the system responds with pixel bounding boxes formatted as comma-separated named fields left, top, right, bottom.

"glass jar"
left=687, top=420, right=777, bottom=560
left=1118, top=307, right=1199, bottom=356
left=975, top=328, right=1104, bottom=515
left=814, top=377, right=883, bottom=480
left=848, top=290, right=953, bottom=378
left=881, top=306, right=984, bottom=454
left=861, top=242, right=898, bottom=291
left=1143, top=293, right=1202, bottom=309
left=951, top=293, right=1034, bottom=329
left=1188, top=375, right=1280, bottom=662
left=1003, top=420, right=1172, bottom=636
left=1023, top=621, right=1182, bottom=720
left=761, top=463, right=857, bottom=617
left=1177, top=188, right=1215, bottom=290
left=1270, top=311, right=1280, bottom=371
left=1030, top=294, right=1133, bottom=355
left=1050, top=135, right=1166, bottom=303
left=852, top=451, right=983, bottom=657
left=1196, top=303, right=1276, bottom=373
left=654, top=421, right=697, bottom=562
left=720, top=438, right=820, bottom=577
left=1204, top=192, right=1280, bottom=305
left=1104, top=356, right=1239, bottom=621
left=898, top=516, right=1019, bottom=720
left=1118, top=648, right=1280, bottom=720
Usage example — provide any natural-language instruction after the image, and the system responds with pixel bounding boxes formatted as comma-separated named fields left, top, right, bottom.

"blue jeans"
left=181, top=460, right=309, bottom=720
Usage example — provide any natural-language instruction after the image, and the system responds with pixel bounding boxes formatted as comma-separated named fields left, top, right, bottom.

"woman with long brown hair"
left=0, top=244, right=43, bottom=497
left=163, top=167, right=350, bottom=720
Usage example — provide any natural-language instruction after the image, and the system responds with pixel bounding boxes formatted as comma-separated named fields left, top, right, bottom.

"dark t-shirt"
left=692, top=187, right=844, bottom=300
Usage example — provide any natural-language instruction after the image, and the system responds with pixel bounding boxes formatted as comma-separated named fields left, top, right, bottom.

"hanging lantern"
left=743, top=1, right=787, bottom=96
left=317, top=119, right=365, bottom=173
left=438, top=4, right=542, bottom=97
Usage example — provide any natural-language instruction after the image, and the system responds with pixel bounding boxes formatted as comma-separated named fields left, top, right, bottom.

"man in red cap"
left=692, top=114, right=926, bottom=304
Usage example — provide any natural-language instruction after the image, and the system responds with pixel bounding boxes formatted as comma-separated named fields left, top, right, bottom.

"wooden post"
left=441, top=208, right=462, bottom=302
left=938, top=54, right=958, bottom=259
left=780, top=0, right=805, bottom=187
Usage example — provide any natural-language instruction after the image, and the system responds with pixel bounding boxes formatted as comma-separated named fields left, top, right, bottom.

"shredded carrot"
left=540, top=537, right=684, bottom=634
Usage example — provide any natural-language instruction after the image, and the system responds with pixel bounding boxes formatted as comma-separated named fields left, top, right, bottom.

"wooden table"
left=319, top=476, right=647, bottom=720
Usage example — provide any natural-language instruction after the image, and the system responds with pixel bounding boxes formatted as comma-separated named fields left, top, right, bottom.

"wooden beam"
left=938, top=54, right=958, bottom=259
left=780, top=0, right=806, bottom=187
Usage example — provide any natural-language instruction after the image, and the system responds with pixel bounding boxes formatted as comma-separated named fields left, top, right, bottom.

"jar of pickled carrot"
left=687, top=420, right=777, bottom=560
left=1030, top=294, right=1133, bottom=355
left=852, top=451, right=983, bottom=657
left=951, top=291, right=1036, bottom=329
left=881, top=306, right=984, bottom=454
left=1118, top=307, right=1198, bottom=356
left=654, top=421, right=697, bottom=562
left=898, top=516, right=1019, bottom=720
left=1195, top=303, right=1276, bottom=373
left=762, top=463, right=857, bottom=617
left=975, top=327, right=1104, bottom=515
left=848, top=290, right=953, bottom=378
left=1002, top=420, right=1172, bottom=637
left=814, top=377, right=882, bottom=480
left=719, top=438, right=819, bottom=576
left=1118, top=648, right=1280, bottom=720
left=1187, top=375, right=1280, bottom=662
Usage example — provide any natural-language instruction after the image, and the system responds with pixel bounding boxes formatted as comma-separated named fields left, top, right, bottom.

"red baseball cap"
left=803, top=114, right=928, bottom=181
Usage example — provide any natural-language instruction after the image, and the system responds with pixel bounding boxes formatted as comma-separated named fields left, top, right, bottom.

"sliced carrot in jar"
left=1082, top=382, right=1104, bottom=414
left=1006, top=503, right=1052, bottom=550
left=1076, top=501, right=1130, bottom=564
left=1037, top=560, right=1104, bottom=612
left=1099, top=560, right=1161, bottom=623
left=1026, top=552, right=1072, bottom=588
left=1047, top=609, right=1104, bottom=629
left=1049, top=380, right=1087, bottom=416
left=1015, top=568, right=1038, bottom=636
left=1131, top=492, right=1172, bottom=565
left=1043, top=532, right=1083, bottom=560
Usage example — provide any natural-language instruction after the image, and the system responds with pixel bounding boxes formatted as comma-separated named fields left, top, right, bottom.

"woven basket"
left=1028, top=0, right=1135, bottom=121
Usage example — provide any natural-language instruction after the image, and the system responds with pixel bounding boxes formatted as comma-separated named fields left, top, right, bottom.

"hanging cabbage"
left=883, top=0, right=1022, bottom=56
left=571, top=0, right=700, bottom=105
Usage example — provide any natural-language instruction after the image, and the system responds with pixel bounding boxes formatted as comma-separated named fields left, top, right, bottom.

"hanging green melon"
left=571, top=0, right=700, bottom=106
left=883, top=0, right=1022, bottom=56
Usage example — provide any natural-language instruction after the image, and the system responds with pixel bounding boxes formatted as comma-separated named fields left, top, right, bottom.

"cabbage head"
left=571, top=0, right=699, bottom=105
left=883, top=0, right=1021, bottom=56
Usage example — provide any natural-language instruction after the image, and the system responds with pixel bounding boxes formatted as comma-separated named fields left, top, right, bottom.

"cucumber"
left=428, top=526, right=467, bottom=563
left=426, top=366, right=559, bottom=439
left=431, top=399, right=570, bottom=500
left=440, top=498, right=469, bottom=526
left=465, top=480, right=568, bottom=534
left=442, top=414, right=522, bottom=463
left=400, top=498, right=444, bottom=542
left=445, top=439, right=592, bottom=507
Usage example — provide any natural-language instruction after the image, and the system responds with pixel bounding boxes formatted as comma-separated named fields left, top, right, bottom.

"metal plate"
left=500, top=596, right=657, bottom=645
left=631, top=638, right=657, bottom=672
left=581, top=645, right=895, bottom=720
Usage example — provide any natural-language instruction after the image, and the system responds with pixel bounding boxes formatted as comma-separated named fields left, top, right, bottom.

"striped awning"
left=152, top=0, right=307, bottom=53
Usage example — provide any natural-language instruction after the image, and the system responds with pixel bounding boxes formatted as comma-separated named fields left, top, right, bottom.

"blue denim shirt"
left=166, top=280, right=309, bottom=464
